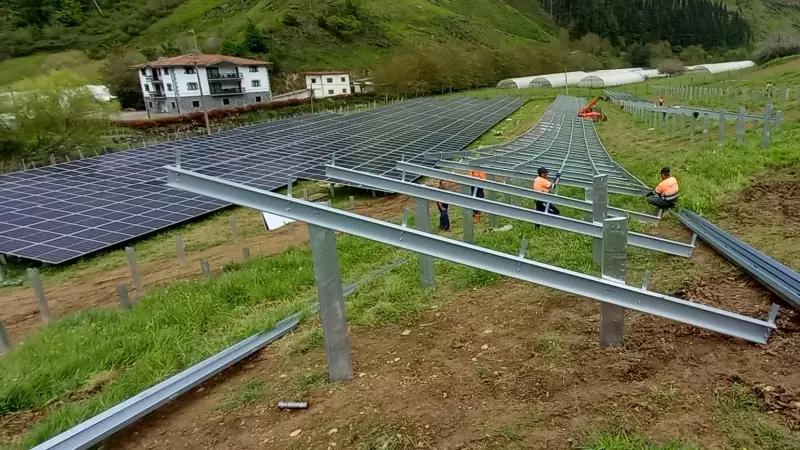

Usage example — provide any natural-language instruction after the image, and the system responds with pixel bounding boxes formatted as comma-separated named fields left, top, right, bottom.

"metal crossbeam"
left=327, top=165, right=691, bottom=257
left=165, top=166, right=776, bottom=344
left=395, top=162, right=658, bottom=223
left=436, top=160, right=648, bottom=197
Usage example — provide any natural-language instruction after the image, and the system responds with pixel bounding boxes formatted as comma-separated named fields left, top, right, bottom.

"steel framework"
left=165, top=165, right=777, bottom=344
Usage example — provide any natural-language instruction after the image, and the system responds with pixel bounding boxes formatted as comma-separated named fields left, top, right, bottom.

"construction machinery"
left=578, top=97, right=607, bottom=122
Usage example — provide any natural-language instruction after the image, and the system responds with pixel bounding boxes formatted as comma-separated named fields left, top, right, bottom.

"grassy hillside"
left=724, top=0, right=800, bottom=39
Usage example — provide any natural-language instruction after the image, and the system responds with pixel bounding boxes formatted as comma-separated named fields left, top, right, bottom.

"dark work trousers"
left=471, top=187, right=485, bottom=216
left=534, top=201, right=560, bottom=229
left=437, top=203, right=450, bottom=231
left=647, top=196, right=676, bottom=210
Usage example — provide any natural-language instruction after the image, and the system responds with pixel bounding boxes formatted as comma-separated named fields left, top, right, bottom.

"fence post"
left=600, top=216, right=627, bottom=348
left=702, top=113, right=709, bottom=141
left=736, top=107, right=745, bottom=146
left=460, top=184, right=474, bottom=244
left=242, top=247, right=251, bottom=261
left=679, top=112, right=685, bottom=135
left=775, top=110, right=783, bottom=133
left=229, top=213, right=239, bottom=242
left=308, top=224, right=353, bottom=382
left=176, top=235, right=186, bottom=265
left=717, top=111, right=725, bottom=146
left=414, top=197, right=435, bottom=288
left=125, top=247, right=143, bottom=291
left=591, top=175, right=608, bottom=266
left=116, top=284, right=132, bottom=310
left=0, top=321, right=10, bottom=354
left=27, top=268, right=51, bottom=323
left=689, top=113, right=696, bottom=140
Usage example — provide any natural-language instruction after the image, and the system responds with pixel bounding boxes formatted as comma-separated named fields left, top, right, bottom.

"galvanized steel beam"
left=165, top=166, right=775, bottom=344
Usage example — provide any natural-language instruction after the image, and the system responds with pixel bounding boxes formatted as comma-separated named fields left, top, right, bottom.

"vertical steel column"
left=176, top=235, right=186, bottom=265
left=486, top=174, right=498, bottom=228
left=308, top=224, right=352, bottom=382
left=679, top=113, right=685, bottom=135
left=0, top=322, right=10, bottom=354
left=460, top=184, right=474, bottom=244
left=600, top=216, right=628, bottom=348
left=414, top=197, right=435, bottom=288
left=584, top=187, right=593, bottom=221
left=591, top=175, right=608, bottom=266
left=689, top=113, right=696, bottom=140
left=717, top=111, right=725, bottom=146
left=762, top=103, right=773, bottom=150
left=117, top=285, right=132, bottom=310
left=229, top=214, right=239, bottom=242
left=736, top=107, right=745, bottom=146
left=126, top=247, right=143, bottom=291
left=775, top=110, right=783, bottom=132
left=27, top=268, right=51, bottom=323
left=702, top=113, right=709, bottom=141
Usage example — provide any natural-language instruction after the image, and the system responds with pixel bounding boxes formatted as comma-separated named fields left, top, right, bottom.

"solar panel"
left=0, top=96, right=525, bottom=264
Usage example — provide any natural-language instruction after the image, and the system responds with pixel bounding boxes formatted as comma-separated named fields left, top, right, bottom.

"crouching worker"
left=436, top=181, right=450, bottom=232
left=533, top=167, right=560, bottom=229
left=646, top=167, right=679, bottom=210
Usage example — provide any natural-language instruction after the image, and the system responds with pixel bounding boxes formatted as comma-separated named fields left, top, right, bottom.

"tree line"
left=541, top=0, right=750, bottom=50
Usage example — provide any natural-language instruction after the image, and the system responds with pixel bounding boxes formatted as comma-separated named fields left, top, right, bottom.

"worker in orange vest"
left=467, top=170, right=486, bottom=223
left=646, top=167, right=679, bottom=210
left=658, top=96, right=664, bottom=107
left=533, top=167, right=560, bottom=229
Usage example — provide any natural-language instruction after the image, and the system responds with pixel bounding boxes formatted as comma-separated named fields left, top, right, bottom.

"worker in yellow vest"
left=646, top=167, right=679, bottom=210
left=467, top=170, right=486, bottom=223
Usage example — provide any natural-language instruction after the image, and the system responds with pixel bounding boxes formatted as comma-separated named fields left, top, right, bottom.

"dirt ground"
left=0, top=194, right=414, bottom=343
left=95, top=177, right=800, bottom=449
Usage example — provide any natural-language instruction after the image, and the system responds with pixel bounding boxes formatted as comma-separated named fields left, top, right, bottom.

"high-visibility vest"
left=533, top=176, right=552, bottom=193
left=655, top=176, right=679, bottom=201
left=468, top=170, right=487, bottom=180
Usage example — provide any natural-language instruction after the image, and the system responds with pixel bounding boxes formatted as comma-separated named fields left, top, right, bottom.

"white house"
left=304, top=71, right=352, bottom=98
left=135, top=54, right=271, bottom=114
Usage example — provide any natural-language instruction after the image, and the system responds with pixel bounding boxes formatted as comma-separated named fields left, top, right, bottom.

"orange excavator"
left=578, top=98, right=607, bottom=122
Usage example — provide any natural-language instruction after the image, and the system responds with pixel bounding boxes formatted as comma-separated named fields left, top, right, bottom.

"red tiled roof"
left=303, top=71, right=350, bottom=75
left=136, top=54, right=270, bottom=68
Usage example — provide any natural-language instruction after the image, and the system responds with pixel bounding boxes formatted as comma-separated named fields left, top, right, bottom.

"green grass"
left=219, top=379, right=267, bottom=412
left=714, top=383, right=800, bottom=449
left=575, top=430, right=699, bottom=450
left=0, top=51, right=103, bottom=89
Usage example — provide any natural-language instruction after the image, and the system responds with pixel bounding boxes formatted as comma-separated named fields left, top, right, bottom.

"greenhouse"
left=685, top=61, right=755, bottom=74
left=496, top=76, right=540, bottom=89
left=526, top=71, right=587, bottom=88
left=578, top=72, right=646, bottom=87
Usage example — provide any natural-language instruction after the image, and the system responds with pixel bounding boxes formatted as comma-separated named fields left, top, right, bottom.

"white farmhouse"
left=304, top=71, right=352, bottom=98
left=135, top=54, right=271, bottom=114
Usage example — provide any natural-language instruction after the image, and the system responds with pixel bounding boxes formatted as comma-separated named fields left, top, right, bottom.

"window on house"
left=192, top=100, right=200, bottom=108
left=141, top=69, right=146, bottom=76
left=326, top=78, right=333, bottom=83
left=251, top=80, right=261, bottom=88
left=255, top=96, right=262, bottom=102
left=187, top=82, right=198, bottom=91
left=148, top=102, right=153, bottom=108
left=167, top=83, right=173, bottom=91
left=154, top=68, right=160, bottom=75
left=185, top=67, right=196, bottom=74
left=223, top=98, right=230, bottom=105
left=249, top=66, right=258, bottom=72
left=342, top=89, right=347, bottom=93
left=341, top=77, right=346, bottom=82
left=328, top=89, right=334, bottom=95
left=171, top=102, right=176, bottom=109
left=163, top=68, right=170, bottom=75
left=311, top=78, right=317, bottom=84
left=144, top=84, right=150, bottom=92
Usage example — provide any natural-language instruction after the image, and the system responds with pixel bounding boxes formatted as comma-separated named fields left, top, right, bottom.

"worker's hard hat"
left=537, top=167, right=548, bottom=176
left=660, top=167, right=671, bottom=175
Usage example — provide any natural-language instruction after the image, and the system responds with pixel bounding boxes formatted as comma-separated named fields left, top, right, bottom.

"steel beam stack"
left=677, top=210, right=800, bottom=311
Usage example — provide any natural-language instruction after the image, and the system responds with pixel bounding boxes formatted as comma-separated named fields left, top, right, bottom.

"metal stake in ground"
left=486, top=174, right=498, bottom=228
left=736, top=107, right=745, bottom=146
left=591, top=175, right=609, bottom=266
left=27, top=268, right=51, bottom=323
left=242, top=247, right=251, bottom=261
left=230, top=213, right=239, bottom=242
left=117, top=284, right=132, bottom=310
left=717, top=111, right=725, bottom=147
left=459, top=184, right=474, bottom=244
left=702, top=113, right=709, bottom=141
left=689, top=113, right=696, bottom=140
left=200, top=260, right=212, bottom=278
left=176, top=235, right=186, bottom=265
left=775, top=110, right=783, bottom=133
left=414, top=197, right=435, bottom=288
left=600, top=216, right=628, bottom=348
left=308, top=224, right=353, bottom=381
left=125, top=247, right=143, bottom=291
left=0, top=321, right=10, bottom=354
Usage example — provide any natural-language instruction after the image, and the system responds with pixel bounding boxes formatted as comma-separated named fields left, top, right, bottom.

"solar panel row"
left=0, top=96, right=525, bottom=264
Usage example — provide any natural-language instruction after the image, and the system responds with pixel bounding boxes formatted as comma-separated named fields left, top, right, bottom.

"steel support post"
left=126, top=247, right=143, bottom=291
left=229, top=213, right=239, bottom=242
left=176, top=235, right=186, bottom=265
left=591, top=175, right=609, bottom=266
left=460, top=184, right=474, bottom=244
left=584, top=187, right=593, bottom=221
left=486, top=174, right=498, bottom=228
left=761, top=118, right=771, bottom=149
left=717, top=111, right=725, bottom=146
left=117, top=285, right=132, bottom=310
left=600, top=216, right=628, bottom=348
left=414, top=197, right=435, bottom=288
left=0, top=321, right=10, bottom=354
left=679, top=113, right=685, bottom=134
left=702, top=113, right=709, bottom=141
left=775, top=110, right=783, bottom=132
left=736, top=107, right=745, bottom=145
left=27, top=268, right=51, bottom=323
left=308, top=224, right=352, bottom=382
left=689, top=114, right=696, bottom=140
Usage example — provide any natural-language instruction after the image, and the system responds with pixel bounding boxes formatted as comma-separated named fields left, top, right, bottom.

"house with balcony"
left=135, top=54, right=271, bottom=115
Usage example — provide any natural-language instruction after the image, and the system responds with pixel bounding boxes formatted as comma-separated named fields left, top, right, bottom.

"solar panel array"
left=0, top=96, right=525, bottom=264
